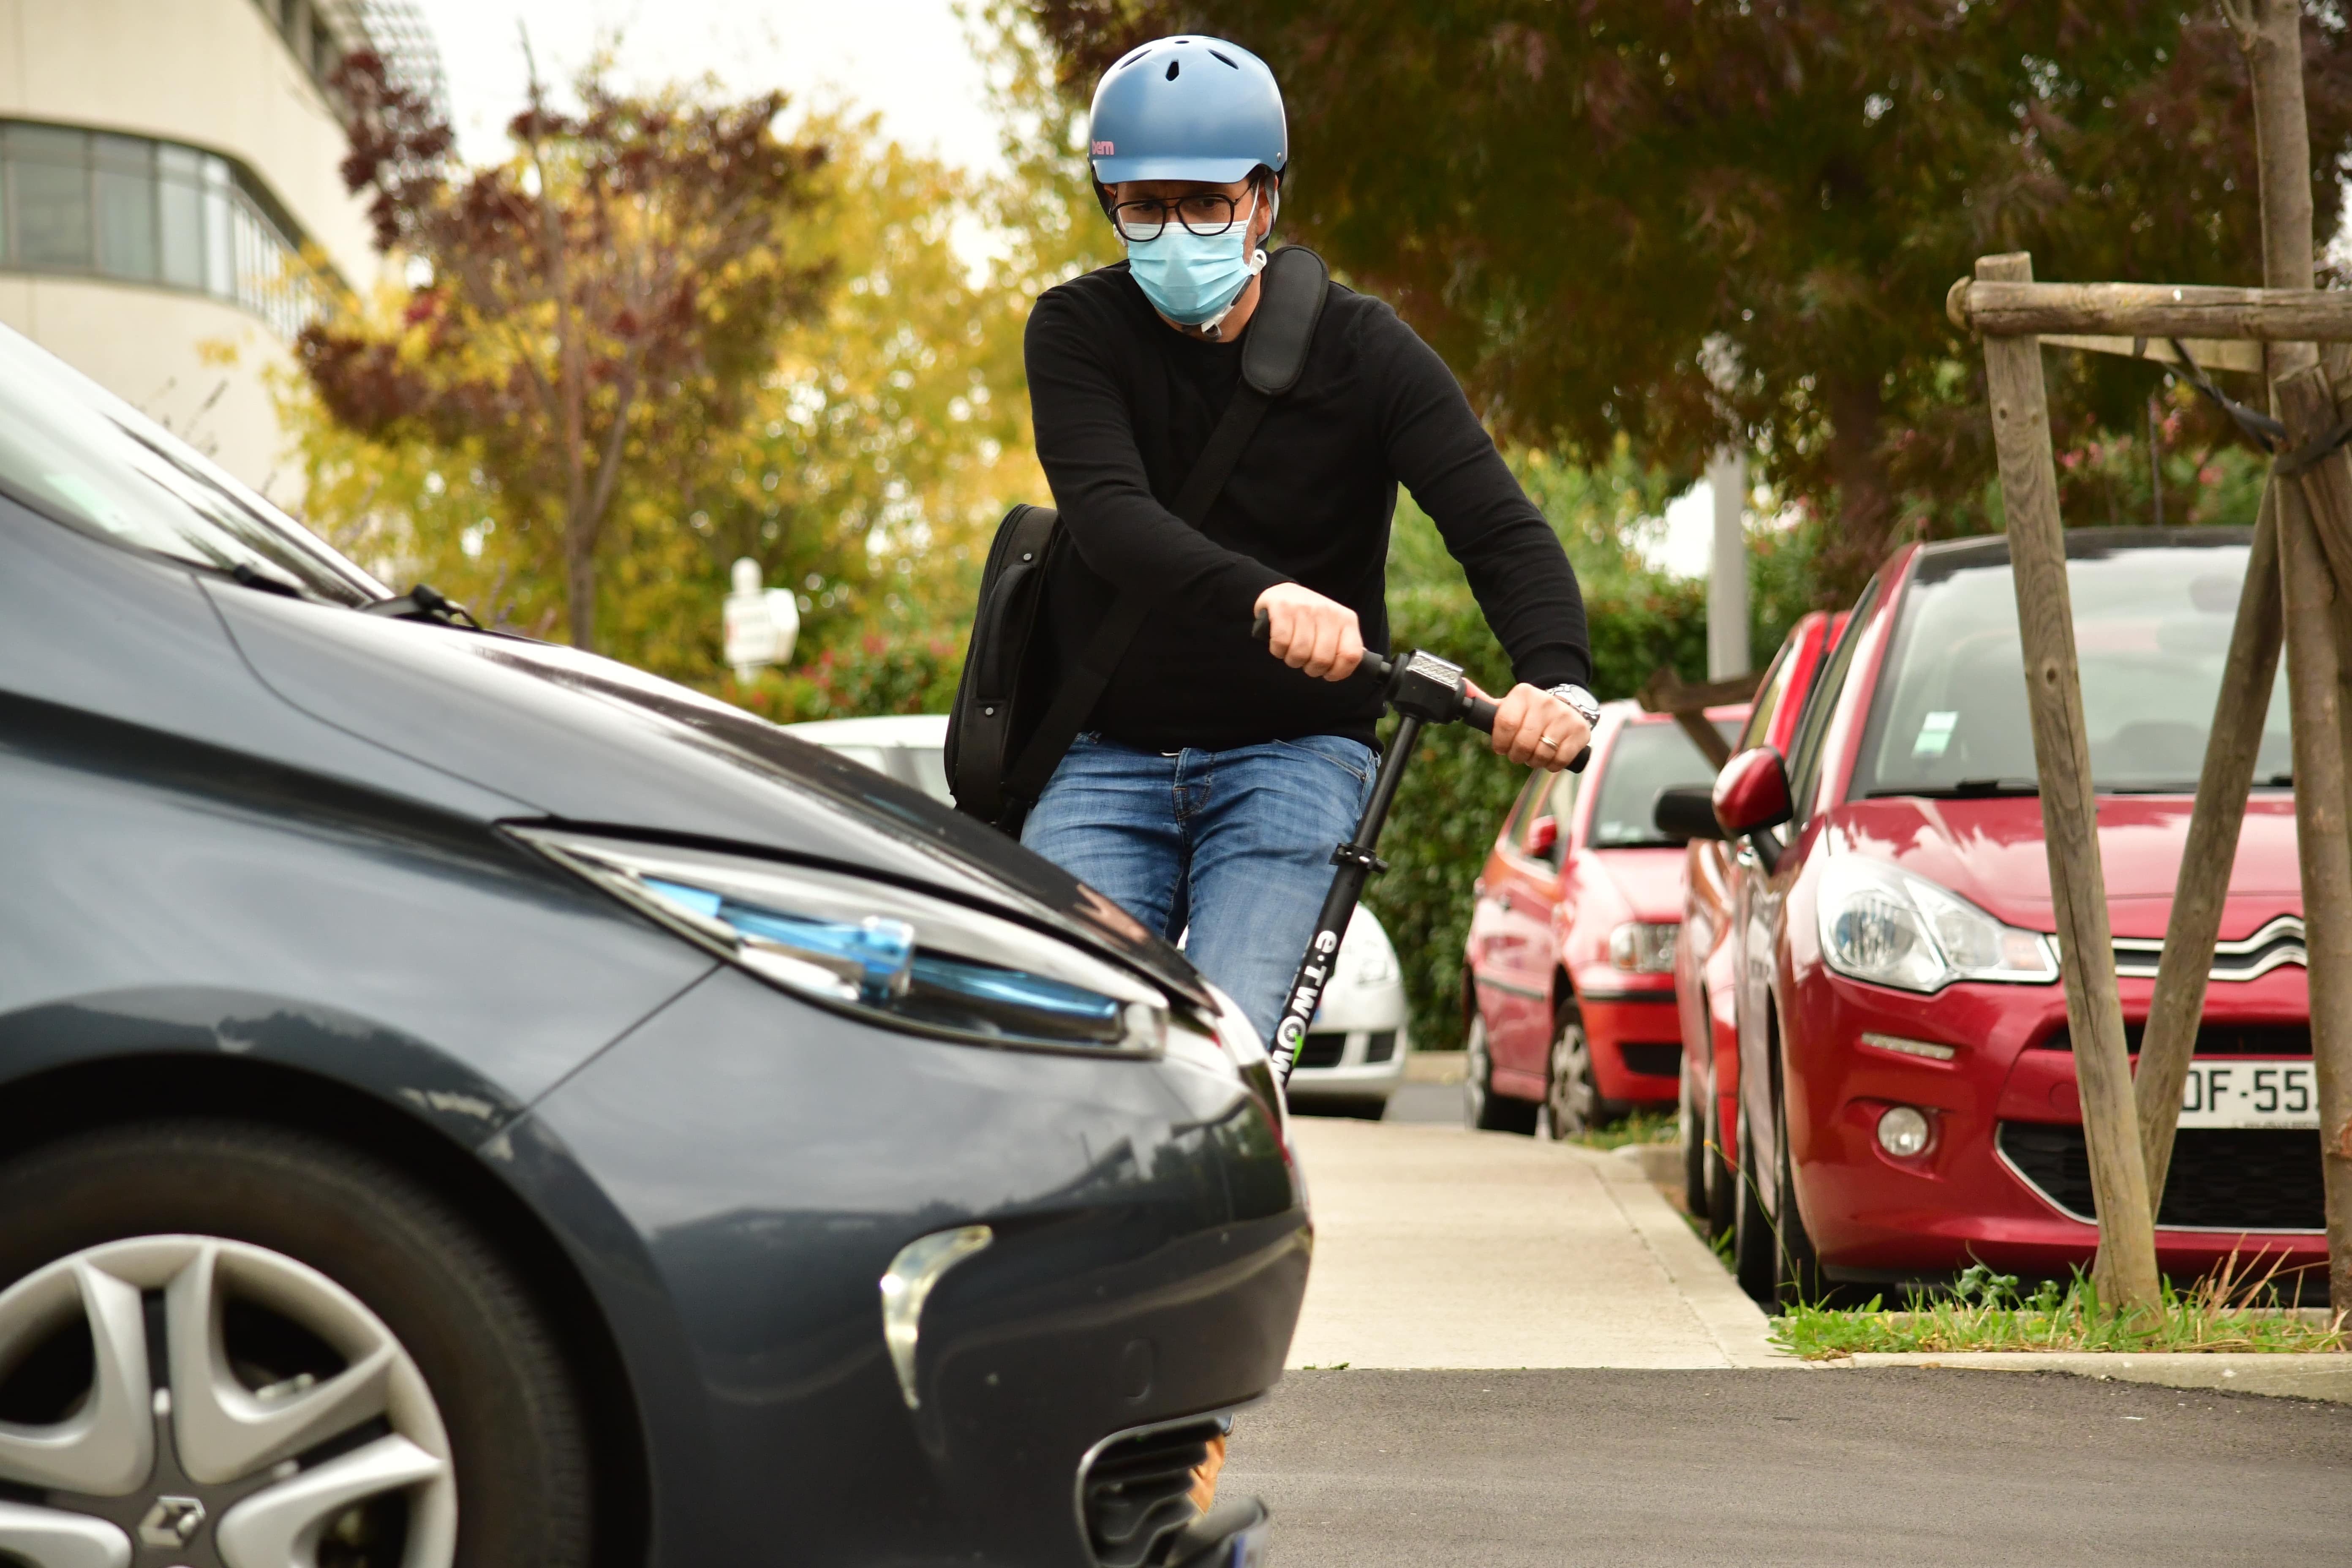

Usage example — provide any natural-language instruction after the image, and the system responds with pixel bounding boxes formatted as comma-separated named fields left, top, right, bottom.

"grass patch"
left=1772, top=1258, right=2349, bottom=1361
left=1566, top=1107, right=1677, bottom=1152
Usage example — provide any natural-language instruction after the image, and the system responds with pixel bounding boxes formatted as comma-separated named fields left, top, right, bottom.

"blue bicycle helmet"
left=1087, top=35, right=1288, bottom=186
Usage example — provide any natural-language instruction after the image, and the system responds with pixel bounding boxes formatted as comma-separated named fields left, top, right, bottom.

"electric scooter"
left=1253, top=612, right=1590, bottom=1085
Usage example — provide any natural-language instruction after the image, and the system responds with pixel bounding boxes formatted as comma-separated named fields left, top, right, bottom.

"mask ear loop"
left=1197, top=184, right=1272, bottom=340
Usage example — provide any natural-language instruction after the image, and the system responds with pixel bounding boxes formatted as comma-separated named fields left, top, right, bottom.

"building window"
left=0, top=122, right=327, bottom=338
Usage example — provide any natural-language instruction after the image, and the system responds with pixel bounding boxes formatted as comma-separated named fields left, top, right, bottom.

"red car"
left=1666, top=612, right=1845, bottom=1235
left=1694, top=527, right=2312, bottom=1305
left=1462, top=701, right=1742, bottom=1136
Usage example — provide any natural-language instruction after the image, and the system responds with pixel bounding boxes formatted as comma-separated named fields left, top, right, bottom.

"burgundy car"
left=1666, top=611, right=1844, bottom=1236
left=1692, top=528, right=2313, bottom=1306
left=1462, top=702, right=1740, bottom=1136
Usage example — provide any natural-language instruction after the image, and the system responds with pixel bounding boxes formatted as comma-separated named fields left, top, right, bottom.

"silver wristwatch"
left=1546, top=683, right=1600, bottom=727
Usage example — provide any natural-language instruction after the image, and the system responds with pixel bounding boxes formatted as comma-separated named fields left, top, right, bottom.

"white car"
left=781, top=713, right=1412, bottom=1114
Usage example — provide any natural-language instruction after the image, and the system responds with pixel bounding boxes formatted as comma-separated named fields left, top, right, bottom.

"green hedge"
left=1365, top=576, right=1710, bottom=1056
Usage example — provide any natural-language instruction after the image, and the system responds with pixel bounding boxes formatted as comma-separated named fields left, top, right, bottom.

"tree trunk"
left=1820, top=372, right=1892, bottom=604
left=2139, top=0, right=2309, bottom=1214
left=566, top=532, right=596, bottom=653
left=2274, top=365, right=2352, bottom=1312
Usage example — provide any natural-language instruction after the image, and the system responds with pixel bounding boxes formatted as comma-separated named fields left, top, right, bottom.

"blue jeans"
left=1022, top=733, right=1377, bottom=1041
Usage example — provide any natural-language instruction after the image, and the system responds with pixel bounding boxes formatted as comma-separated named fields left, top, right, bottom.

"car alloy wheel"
left=0, top=1235, right=456, bottom=1568
left=0, top=1122, right=593, bottom=1568
left=1461, top=1014, right=1536, bottom=1135
left=1545, top=1013, right=1603, bottom=1139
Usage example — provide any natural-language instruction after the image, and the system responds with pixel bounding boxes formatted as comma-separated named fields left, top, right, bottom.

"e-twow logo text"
left=1092, top=140, right=1115, bottom=155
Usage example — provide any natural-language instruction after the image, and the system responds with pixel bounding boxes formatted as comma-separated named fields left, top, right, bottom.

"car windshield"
left=1854, top=532, right=2292, bottom=798
left=1589, top=720, right=1738, bottom=848
left=0, top=324, right=383, bottom=604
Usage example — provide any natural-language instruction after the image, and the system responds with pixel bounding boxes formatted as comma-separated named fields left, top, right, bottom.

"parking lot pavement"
left=1222, top=1367, right=2352, bottom=1567
left=1284, top=1116, right=1779, bottom=1370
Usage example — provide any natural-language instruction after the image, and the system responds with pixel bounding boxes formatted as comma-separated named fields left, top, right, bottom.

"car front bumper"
left=518, top=964, right=1310, bottom=1567
left=1784, top=968, right=2326, bottom=1287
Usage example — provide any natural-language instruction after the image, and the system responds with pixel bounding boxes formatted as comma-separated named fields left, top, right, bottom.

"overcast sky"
left=409, top=0, right=1005, bottom=173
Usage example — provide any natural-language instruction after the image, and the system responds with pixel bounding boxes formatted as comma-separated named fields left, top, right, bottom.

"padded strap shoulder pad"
left=1241, top=246, right=1329, bottom=397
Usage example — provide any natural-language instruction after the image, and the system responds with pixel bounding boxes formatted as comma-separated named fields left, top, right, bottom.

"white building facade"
left=0, top=0, right=442, bottom=496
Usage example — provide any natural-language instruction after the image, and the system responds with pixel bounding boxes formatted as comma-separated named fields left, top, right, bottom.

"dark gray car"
left=0, top=324, right=1304, bottom=1568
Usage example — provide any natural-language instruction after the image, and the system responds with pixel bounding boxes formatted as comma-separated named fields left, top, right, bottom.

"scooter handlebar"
left=1250, top=608, right=1588, bottom=770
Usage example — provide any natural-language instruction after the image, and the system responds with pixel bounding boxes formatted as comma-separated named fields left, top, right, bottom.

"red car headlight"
left=1816, top=855, right=2057, bottom=993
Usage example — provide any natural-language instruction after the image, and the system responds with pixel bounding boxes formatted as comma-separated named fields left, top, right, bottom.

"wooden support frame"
left=1636, top=667, right=1758, bottom=769
left=1955, top=249, right=2352, bottom=1309
left=1973, top=254, right=2161, bottom=1308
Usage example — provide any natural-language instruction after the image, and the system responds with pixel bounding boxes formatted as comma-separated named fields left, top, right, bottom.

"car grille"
left=2110, top=915, right=2305, bottom=981
left=1295, top=1032, right=1346, bottom=1070
left=1998, top=1122, right=2325, bottom=1231
left=2038, top=1024, right=2312, bottom=1056
left=1081, top=1416, right=1220, bottom=1568
left=1364, top=1029, right=1398, bottom=1063
left=1618, top=1042, right=1682, bottom=1078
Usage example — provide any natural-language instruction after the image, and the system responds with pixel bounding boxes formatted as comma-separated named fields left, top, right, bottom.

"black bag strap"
left=1001, top=247, right=1331, bottom=807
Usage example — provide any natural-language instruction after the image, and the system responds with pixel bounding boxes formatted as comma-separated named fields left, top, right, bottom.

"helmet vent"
left=1210, top=49, right=1239, bottom=68
left=1165, top=59, right=1181, bottom=79
left=1118, top=46, right=1149, bottom=69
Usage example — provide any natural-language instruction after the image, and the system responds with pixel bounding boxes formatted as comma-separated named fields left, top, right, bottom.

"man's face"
left=1107, top=176, right=1277, bottom=247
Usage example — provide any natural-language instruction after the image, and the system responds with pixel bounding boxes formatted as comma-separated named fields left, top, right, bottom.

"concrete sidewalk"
left=1284, top=1117, right=1783, bottom=1370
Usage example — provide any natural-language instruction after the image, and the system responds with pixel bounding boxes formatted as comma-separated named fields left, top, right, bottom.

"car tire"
left=1462, top=1014, right=1536, bottom=1135
left=1544, top=1006, right=1617, bottom=1140
left=1678, top=1069, right=1710, bottom=1224
left=1772, top=1081, right=1827, bottom=1309
left=0, top=1120, right=594, bottom=1568
left=1704, top=1106, right=1738, bottom=1241
left=1730, top=1100, right=1777, bottom=1305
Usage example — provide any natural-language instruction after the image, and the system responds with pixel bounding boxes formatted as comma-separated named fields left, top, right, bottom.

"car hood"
left=1831, top=795, right=2303, bottom=940
left=1580, top=846, right=1689, bottom=926
left=207, top=587, right=1209, bottom=1004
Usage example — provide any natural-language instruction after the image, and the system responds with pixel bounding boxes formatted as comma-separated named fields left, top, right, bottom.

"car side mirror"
left=1525, top=816, right=1557, bottom=857
left=1713, top=746, right=1792, bottom=837
left=1652, top=786, right=1724, bottom=844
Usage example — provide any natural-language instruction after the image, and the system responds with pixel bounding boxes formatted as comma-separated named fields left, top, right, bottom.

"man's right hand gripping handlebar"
left=1250, top=607, right=1591, bottom=773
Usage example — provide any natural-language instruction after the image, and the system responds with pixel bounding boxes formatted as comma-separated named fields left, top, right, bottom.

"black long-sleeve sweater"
left=1025, top=259, right=1590, bottom=752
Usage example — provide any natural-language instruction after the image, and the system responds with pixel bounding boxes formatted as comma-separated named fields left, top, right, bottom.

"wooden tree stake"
left=2271, top=365, right=2352, bottom=1307
left=1975, top=253, right=2161, bottom=1310
left=2134, top=490, right=2283, bottom=1200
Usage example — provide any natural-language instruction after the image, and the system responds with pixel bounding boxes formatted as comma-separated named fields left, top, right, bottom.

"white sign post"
left=723, top=556, right=800, bottom=684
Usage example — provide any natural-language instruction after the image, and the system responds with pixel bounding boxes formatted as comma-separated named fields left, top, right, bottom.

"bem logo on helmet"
left=1092, top=140, right=1114, bottom=155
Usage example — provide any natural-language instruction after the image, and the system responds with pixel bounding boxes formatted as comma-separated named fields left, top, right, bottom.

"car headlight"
left=1608, top=922, right=1678, bottom=973
left=1815, top=856, right=2056, bottom=994
left=514, top=829, right=1168, bottom=1053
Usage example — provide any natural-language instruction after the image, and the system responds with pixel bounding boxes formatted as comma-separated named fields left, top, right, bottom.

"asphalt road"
left=1220, top=1367, right=2352, bottom=1566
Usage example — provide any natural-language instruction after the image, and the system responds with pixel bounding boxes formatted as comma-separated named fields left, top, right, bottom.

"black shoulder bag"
left=945, top=246, right=1330, bottom=832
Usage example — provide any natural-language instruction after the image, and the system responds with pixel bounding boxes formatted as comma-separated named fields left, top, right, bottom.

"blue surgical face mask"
left=1124, top=191, right=1268, bottom=335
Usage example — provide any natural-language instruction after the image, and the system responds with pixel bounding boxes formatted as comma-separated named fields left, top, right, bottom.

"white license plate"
left=2178, top=1059, right=2318, bottom=1129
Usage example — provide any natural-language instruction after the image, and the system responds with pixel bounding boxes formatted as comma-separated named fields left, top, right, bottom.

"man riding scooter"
left=1021, top=33, right=1598, bottom=1043
left=1013, top=29, right=1599, bottom=1513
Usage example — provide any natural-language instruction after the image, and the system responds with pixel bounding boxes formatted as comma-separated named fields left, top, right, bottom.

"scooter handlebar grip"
left=1568, top=745, right=1591, bottom=773
left=1251, top=607, right=1271, bottom=641
left=1462, top=693, right=1498, bottom=733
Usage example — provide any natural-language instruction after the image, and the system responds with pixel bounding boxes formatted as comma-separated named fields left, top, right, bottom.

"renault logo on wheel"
left=138, top=1495, right=206, bottom=1547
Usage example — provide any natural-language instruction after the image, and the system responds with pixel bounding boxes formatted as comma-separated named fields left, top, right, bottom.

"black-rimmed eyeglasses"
left=1111, top=191, right=1255, bottom=242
